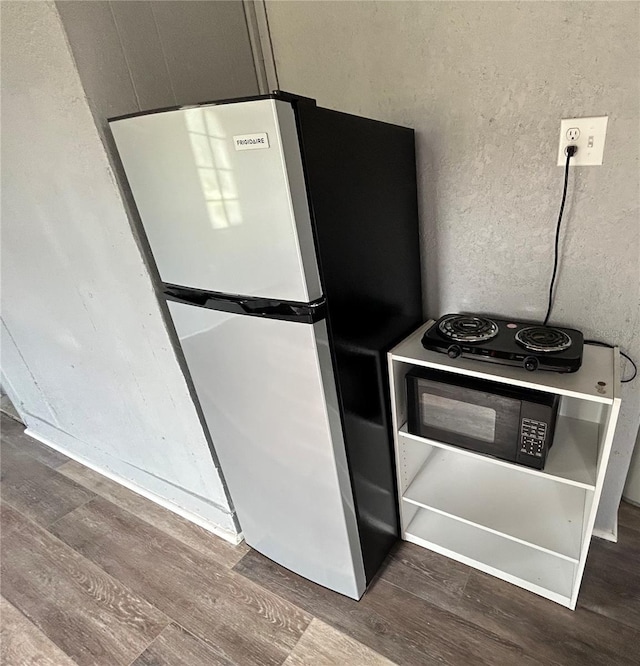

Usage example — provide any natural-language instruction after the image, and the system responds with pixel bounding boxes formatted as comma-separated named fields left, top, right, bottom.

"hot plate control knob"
left=524, top=356, right=539, bottom=372
left=447, top=345, right=462, bottom=359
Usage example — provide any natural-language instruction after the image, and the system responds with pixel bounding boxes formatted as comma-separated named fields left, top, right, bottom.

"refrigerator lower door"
left=168, top=300, right=366, bottom=599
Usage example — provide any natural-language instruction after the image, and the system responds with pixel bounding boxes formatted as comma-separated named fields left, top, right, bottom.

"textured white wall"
left=265, top=0, right=640, bottom=536
left=0, top=1, right=241, bottom=537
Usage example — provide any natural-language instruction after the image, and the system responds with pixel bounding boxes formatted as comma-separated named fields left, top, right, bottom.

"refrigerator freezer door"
left=110, top=100, right=321, bottom=303
left=168, top=300, right=366, bottom=599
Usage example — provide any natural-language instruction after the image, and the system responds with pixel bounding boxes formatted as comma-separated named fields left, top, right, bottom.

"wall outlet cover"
left=557, top=116, right=608, bottom=166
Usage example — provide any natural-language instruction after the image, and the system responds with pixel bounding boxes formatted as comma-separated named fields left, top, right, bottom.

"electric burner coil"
left=515, top=327, right=572, bottom=353
left=438, top=314, right=499, bottom=343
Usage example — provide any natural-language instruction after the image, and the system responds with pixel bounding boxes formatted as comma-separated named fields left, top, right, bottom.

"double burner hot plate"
left=422, top=314, right=584, bottom=373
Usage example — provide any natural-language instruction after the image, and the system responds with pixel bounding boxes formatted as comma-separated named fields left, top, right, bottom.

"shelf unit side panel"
left=579, top=489, right=595, bottom=565
left=398, top=437, right=437, bottom=494
left=389, top=355, right=416, bottom=540
left=558, top=396, right=604, bottom=423
left=571, top=391, right=621, bottom=608
left=401, top=501, right=420, bottom=536
left=390, top=358, right=410, bottom=428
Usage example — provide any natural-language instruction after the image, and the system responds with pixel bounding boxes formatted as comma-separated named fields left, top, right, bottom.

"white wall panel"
left=0, top=1, right=238, bottom=537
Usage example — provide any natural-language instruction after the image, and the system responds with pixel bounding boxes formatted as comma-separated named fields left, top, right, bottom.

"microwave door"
left=412, top=379, right=522, bottom=460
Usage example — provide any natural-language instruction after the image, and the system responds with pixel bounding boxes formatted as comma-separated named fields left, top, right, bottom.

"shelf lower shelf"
left=404, top=506, right=576, bottom=607
left=399, top=413, right=598, bottom=490
left=402, top=442, right=587, bottom=561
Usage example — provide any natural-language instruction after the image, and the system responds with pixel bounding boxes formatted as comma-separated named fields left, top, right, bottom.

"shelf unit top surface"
left=390, top=321, right=617, bottom=404
left=402, top=445, right=585, bottom=560
left=400, top=414, right=598, bottom=490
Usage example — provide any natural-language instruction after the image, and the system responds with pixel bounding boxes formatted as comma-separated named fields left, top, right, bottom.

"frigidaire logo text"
left=236, top=137, right=265, bottom=146
left=233, top=132, right=270, bottom=151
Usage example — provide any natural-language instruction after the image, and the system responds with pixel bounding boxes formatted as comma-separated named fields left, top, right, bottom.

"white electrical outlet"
left=557, top=116, right=608, bottom=166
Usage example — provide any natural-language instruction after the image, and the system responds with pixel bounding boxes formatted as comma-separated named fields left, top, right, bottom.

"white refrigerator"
left=109, top=93, right=421, bottom=599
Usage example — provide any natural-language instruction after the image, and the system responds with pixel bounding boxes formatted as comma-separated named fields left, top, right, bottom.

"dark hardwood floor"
left=1, top=412, right=639, bottom=665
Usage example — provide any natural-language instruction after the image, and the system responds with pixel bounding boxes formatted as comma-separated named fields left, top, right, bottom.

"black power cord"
left=618, top=351, right=637, bottom=383
left=542, top=145, right=637, bottom=383
left=543, top=145, right=577, bottom=326
left=619, top=350, right=637, bottom=383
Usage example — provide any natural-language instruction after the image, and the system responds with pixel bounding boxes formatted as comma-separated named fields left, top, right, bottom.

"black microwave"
left=406, top=368, right=559, bottom=469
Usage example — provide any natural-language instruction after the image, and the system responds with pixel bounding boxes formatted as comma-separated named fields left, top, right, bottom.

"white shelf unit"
left=389, top=321, right=621, bottom=609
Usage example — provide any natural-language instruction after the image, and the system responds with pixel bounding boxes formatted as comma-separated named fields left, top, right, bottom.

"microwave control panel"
left=519, top=418, right=548, bottom=458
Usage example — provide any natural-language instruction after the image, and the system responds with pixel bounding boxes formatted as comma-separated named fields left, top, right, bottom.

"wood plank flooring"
left=0, top=597, right=77, bottom=666
left=1, top=412, right=639, bottom=665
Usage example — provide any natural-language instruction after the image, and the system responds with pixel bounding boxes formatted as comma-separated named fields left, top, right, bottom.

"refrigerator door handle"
left=163, top=286, right=209, bottom=308
left=163, top=284, right=326, bottom=324
left=238, top=297, right=282, bottom=312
